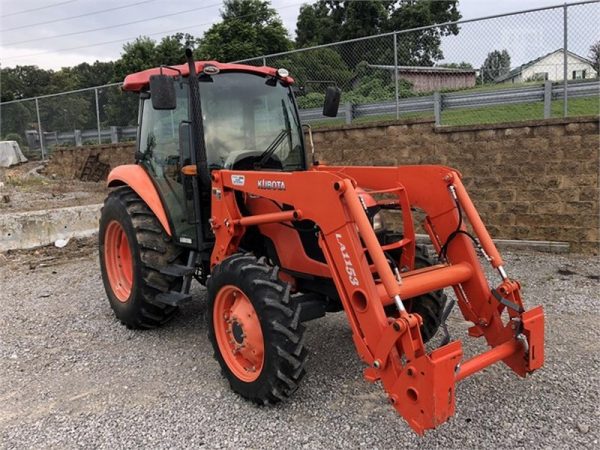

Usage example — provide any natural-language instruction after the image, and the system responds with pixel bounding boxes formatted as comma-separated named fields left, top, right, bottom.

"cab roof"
left=122, top=61, right=294, bottom=92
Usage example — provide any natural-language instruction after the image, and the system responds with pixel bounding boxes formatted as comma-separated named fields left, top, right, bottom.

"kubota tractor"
left=99, top=49, right=544, bottom=434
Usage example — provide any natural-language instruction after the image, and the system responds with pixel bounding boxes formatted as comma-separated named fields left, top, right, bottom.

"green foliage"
left=296, top=92, right=326, bottom=109
left=275, top=48, right=353, bottom=90
left=2, top=132, right=24, bottom=146
left=114, top=33, right=198, bottom=80
left=295, top=1, right=461, bottom=66
left=0, top=101, right=36, bottom=139
left=481, top=49, right=511, bottom=83
left=296, top=1, right=390, bottom=48
left=197, top=0, right=291, bottom=62
left=436, top=62, right=474, bottom=69
left=0, top=0, right=465, bottom=138
left=0, top=65, right=53, bottom=101
left=71, top=61, right=116, bottom=87
left=295, top=63, right=413, bottom=109
left=389, top=1, right=460, bottom=66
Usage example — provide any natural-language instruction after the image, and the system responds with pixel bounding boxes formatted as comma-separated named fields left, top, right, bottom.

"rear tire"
left=207, top=254, right=308, bottom=405
left=99, top=186, right=184, bottom=329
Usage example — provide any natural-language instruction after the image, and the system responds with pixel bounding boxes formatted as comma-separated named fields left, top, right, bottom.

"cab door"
left=137, top=82, right=197, bottom=246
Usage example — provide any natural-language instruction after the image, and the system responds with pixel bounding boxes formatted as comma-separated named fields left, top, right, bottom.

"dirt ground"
left=0, top=241, right=598, bottom=449
left=0, top=162, right=106, bottom=213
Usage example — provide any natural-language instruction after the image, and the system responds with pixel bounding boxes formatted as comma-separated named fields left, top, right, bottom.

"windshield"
left=198, top=72, right=305, bottom=171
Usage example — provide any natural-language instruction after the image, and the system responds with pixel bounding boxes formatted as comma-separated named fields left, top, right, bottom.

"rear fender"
left=107, top=165, right=172, bottom=236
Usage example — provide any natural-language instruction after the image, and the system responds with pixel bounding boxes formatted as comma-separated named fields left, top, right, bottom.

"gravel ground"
left=0, top=241, right=598, bottom=449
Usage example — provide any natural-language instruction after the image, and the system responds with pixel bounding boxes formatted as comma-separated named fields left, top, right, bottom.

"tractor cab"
left=122, top=59, right=338, bottom=249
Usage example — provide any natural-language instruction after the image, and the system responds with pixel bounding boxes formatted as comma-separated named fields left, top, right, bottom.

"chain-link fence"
left=1, top=1, right=598, bottom=159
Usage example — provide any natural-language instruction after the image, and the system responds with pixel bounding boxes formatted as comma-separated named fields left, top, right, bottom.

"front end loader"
left=98, top=49, right=544, bottom=434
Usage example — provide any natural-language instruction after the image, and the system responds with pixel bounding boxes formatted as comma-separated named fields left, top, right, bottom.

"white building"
left=496, top=49, right=598, bottom=83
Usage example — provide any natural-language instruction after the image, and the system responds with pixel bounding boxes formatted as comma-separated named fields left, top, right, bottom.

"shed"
left=368, top=64, right=477, bottom=92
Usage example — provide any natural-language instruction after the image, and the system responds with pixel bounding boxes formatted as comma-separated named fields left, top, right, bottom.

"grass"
left=309, top=111, right=433, bottom=129
left=442, top=96, right=599, bottom=126
left=309, top=96, right=599, bottom=129
left=5, top=175, right=48, bottom=189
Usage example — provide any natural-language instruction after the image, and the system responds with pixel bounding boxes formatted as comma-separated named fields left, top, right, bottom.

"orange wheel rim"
left=213, top=285, right=264, bottom=382
left=104, top=220, right=133, bottom=303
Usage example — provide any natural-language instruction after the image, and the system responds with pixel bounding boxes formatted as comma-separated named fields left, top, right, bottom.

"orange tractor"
left=99, top=49, right=544, bottom=434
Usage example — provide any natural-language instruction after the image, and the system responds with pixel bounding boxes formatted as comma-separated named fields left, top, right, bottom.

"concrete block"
left=0, top=204, right=101, bottom=251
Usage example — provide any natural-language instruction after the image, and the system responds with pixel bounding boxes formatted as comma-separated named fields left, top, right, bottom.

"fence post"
left=345, top=102, right=353, bottom=125
left=543, top=81, right=552, bottom=119
left=433, top=92, right=442, bottom=127
left=35, top=97, right=45, bottom=160
left=74, top=130, right=82, bottom=147
left=562, top=4, right=568, bottom=117
left=394, top=32, right=399, bottom=120
left=262, top=56, right=266, bottom=66
left=95, top=87, right=101, bottom=144
left=110, top=126, right=119, bottom=144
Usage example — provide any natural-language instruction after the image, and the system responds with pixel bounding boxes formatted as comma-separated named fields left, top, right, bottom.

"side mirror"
left=323, top=86, right=341, bottom=117
left=149, top=75, right=176, bottom=110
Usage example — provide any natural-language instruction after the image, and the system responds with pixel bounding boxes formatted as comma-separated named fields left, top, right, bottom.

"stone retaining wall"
left=311, top=116, right=599, bottom=253
left=45, top=116, right=599, bottom=253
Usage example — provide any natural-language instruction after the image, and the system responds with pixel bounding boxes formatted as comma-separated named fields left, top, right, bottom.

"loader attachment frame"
left=207, top=164, right=545, bottom=434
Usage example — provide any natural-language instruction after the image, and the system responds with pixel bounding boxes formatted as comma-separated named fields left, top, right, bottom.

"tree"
left=276, top=48, right=353, bottom=91
left=480, top=49, right=511, bottom=83
left=197, top=0, right=292, bottom=62
left=436, top=62, right=473, bottom=69
left=296, top=1, right=391, bottom=48
left=295, top=1, right=461, bottom=66
left=0, top=65, right=53, bottom=101
left=155, top=33, right=200, bottom=66
left=108, top=34, right=200, bottom=127
left=114, top=37, right=159, bottom=81
left=71, top=61, right=116, bottom=87
left=589, top=41, right=600, bottom=76
left=386, top=0, right=460, bottom=66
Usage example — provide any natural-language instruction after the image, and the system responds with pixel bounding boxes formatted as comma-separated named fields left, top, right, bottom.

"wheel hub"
left=231, top=320, right=245, bottom=344
left=213, top=285, right=265, bottom=382
left=104, top=220, right=133, bottom=303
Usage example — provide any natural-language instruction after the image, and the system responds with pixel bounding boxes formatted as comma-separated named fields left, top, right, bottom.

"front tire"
left=404, top=245, right=448, bottom=342
left=384, top=242, right=447, bottom=343
left=207, top=254, right=308, bottom=404
left=99, top=186, right=184, bottom=329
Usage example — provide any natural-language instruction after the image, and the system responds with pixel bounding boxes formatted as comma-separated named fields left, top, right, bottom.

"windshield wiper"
left=255, top=99, right=292, bottom=169
left=255, top=129, right=288, bottom=168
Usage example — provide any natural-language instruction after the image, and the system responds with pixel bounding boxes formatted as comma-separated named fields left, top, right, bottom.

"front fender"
left=107, top=165, right=172, bottom=236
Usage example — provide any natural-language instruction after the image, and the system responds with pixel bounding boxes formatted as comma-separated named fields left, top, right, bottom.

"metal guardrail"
left=26, top=125, right=137, bottom=149
left=299, top=80, right=599, bottom=125
left=26, top=80, right=599, bottom=147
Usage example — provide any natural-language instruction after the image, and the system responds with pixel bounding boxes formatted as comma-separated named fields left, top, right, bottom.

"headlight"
left=372, top=211, right=385, bottom=231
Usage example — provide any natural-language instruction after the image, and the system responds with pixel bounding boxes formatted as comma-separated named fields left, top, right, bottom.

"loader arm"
left=208, top=165, right=544, bottom=434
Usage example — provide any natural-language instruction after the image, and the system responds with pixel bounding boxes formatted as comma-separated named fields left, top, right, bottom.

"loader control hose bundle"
left=439, top=185, right=488, bottom=263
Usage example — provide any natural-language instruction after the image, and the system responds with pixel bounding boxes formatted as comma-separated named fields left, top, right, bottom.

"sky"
left=0, top=0, right=598, bottom=71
